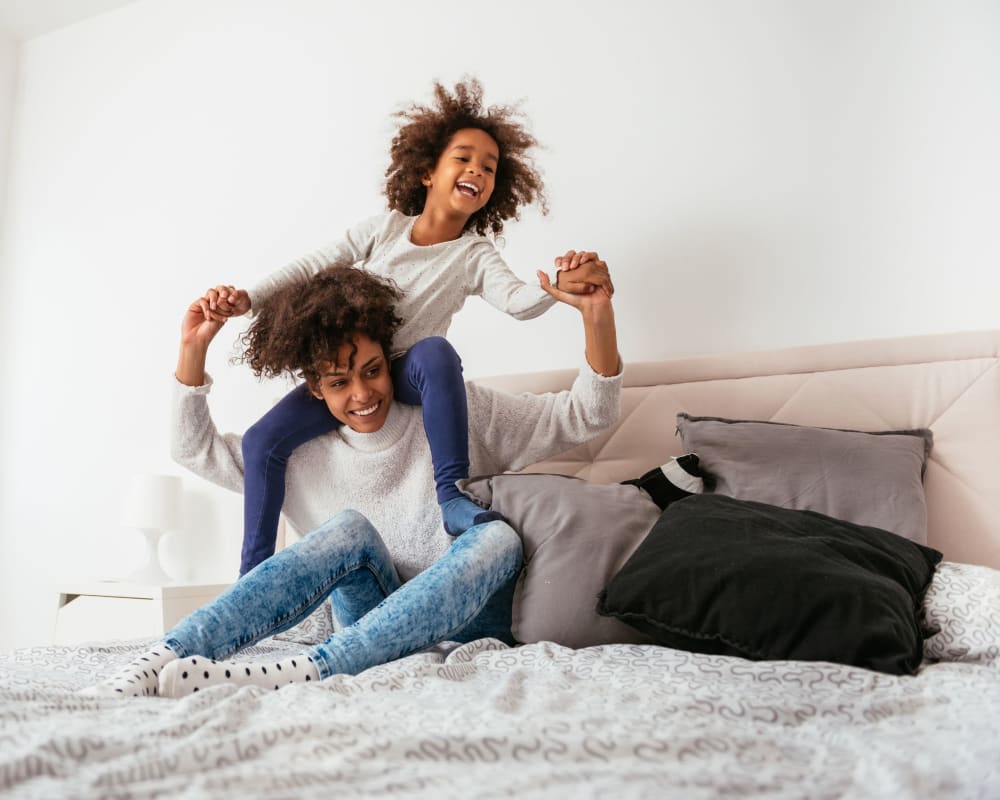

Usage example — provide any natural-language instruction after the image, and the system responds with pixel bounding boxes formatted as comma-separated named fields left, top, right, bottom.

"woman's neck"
left=409, top=208, right=468, bottom=246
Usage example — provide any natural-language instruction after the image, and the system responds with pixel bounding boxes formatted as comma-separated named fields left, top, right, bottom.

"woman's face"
left=309, top=334, right=393, bottom=433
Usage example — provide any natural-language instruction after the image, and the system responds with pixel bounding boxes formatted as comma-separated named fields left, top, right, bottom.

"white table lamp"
left=121, top=474, right=182, bottom=585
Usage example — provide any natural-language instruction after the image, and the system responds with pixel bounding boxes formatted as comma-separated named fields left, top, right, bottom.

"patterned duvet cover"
left=1, top=562, right=998, bottom=799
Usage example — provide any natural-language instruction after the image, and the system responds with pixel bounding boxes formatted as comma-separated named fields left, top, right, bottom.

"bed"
left=2, top=328, right=999, bottom=798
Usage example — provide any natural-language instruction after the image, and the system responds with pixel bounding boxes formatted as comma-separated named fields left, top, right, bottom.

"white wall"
left=1, top=0, right=998, bottom=650
left=0, top=28, right=23, bottom=650
left=0, top=29, right=16, bottom=243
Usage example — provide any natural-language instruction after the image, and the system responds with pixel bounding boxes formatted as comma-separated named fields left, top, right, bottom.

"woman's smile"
left=352, top=402, right=380, bottom=417
left=310, top=335, right=394, bottom=433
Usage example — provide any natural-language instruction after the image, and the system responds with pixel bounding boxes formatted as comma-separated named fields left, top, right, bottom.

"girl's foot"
left=440, top=496, right=507, bottom=537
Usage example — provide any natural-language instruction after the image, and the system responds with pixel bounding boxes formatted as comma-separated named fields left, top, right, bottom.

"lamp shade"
left=120, top=474, right=182, bottom=530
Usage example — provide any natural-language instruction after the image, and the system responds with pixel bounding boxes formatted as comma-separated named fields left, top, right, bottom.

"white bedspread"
left=2, top=562, right=999, bottom=799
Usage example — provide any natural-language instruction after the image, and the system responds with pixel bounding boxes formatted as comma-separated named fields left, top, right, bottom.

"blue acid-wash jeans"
left=162, top=510, right=521, bottom=678
left=239, top=337, right=470, bottom=575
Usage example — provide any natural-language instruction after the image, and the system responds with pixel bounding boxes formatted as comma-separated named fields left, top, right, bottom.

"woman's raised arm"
left=536, top=266, right=619, bottom=378
left=175, top=294, right=229, bottom=387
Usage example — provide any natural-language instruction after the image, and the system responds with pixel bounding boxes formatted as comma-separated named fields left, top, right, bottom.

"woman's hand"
left=181, top=299, right=227, bottom=349
left=536, top=269, right=619, bottom=377
left=177, top=297, right=228, bottom=386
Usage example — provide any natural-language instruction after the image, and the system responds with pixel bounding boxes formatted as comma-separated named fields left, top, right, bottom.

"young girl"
left=91, top=261, right=621, bottom=697
left=204, top=78, right=613, bottom=576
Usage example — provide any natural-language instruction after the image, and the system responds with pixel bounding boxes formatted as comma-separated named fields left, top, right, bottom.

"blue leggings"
left=240, top=337, right=468, bottom=576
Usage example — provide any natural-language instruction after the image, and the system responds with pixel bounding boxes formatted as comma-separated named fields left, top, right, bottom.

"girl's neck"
left=410, top=208, right=469, bottom=246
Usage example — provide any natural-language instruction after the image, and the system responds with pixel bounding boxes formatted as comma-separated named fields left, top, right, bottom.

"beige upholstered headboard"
left=474, top=329, right=1000, bottom=570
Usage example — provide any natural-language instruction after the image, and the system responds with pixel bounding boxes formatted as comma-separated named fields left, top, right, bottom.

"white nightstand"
left=53, top=580, right=231, bottom=645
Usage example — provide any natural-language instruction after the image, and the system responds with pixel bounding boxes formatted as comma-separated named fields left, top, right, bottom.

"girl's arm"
left=473, top=244, right=556, bottom=320
left=194, top=213, right=387, bottom=328
left=246, top=213, right=383, bottom=313
left=474, top=245, right=615, bottom=321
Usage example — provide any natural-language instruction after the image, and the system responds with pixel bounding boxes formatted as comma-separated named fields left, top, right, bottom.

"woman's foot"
left=440, top=496, right=507, bottom=537
left=81, top=643, right=177, bottom=697
left=158, top=653, right=321, bottom=697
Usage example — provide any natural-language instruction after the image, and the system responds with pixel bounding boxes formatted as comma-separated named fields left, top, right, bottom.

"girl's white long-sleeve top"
left=248, top=210, right=555, bottom=356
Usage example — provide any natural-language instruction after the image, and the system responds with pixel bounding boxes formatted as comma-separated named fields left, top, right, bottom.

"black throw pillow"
left=596, top=494, right=942, bottom=675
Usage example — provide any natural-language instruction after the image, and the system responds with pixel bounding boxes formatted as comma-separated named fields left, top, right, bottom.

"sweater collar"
left=335, top=401, right=415, bottom=452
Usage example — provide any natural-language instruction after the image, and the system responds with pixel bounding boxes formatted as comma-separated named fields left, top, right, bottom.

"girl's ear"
left=306, top=381, right=324, bottom=400
left=421, top=173, right=432, bottom=188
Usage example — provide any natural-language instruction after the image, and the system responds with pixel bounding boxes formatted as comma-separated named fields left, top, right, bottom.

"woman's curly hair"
left=385, top=77, right=547, bottom=238
left=239, top=263, right=403, bottom=387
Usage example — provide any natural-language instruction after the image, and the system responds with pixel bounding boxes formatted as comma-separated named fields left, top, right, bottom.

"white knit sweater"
left=248, top=210, right=556, bottom=356
left=171, top=362, right=622, bottom=580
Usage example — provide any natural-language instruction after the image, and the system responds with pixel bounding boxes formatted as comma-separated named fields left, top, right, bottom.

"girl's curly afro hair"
left=384, top=77, right=547, bottom=238
left=239, top=263, right=403, bottom=387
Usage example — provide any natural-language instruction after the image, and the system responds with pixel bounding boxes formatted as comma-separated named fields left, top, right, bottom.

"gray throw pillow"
left=676, top=413, right=933, bottom=543
left=460, top=473, right=660, bottom=648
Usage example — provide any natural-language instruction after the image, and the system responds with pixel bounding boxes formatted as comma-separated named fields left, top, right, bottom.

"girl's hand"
left=201, top=285, right=251, bottom=319
left=554, top=249, right=594, bottom=272
left=553, top=251, right=614, bottom=298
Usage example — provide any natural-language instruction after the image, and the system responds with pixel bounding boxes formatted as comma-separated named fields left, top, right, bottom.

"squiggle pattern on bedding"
left=0, top=562, right=997, bottom=799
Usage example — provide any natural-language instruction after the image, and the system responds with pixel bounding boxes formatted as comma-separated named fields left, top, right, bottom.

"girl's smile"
left=422, top=127, right=499, bottom=217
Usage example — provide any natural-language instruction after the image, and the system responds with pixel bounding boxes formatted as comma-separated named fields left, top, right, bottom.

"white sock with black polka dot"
left=83, top=642, right=178, bottom=697
left=157, top=652, right=321, bottom=697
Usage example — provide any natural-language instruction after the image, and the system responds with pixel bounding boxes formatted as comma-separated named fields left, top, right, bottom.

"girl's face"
left=309, top=334, right=393, bottom=433
left=421, top=128, right=499, bottom=219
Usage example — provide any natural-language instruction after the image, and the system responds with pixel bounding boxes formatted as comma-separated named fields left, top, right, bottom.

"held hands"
left=180, top=299, right=227, bottom=350
left=195, top=284, right=251, bottom=321
left=181, top=285, right=248, bottom=348
left=537, top=258, right=619, bottom=378
left=176, top=285, right=249, bottom=387
left=537, top=268, right=613, bottom=313
left=177, top=290, right=240, bottom=386
left=552, top=251, right=614, bottom=298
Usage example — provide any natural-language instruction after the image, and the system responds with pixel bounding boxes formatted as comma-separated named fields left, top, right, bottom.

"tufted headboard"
left=474, top=328, right=1000, bottom=569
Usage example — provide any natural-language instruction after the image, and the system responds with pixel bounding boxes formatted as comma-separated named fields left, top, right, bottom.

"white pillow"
left=922, top=561, right=1000, bottom=664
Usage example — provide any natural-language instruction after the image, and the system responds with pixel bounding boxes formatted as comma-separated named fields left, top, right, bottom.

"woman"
left=93, top=261, right=621, bottom=697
